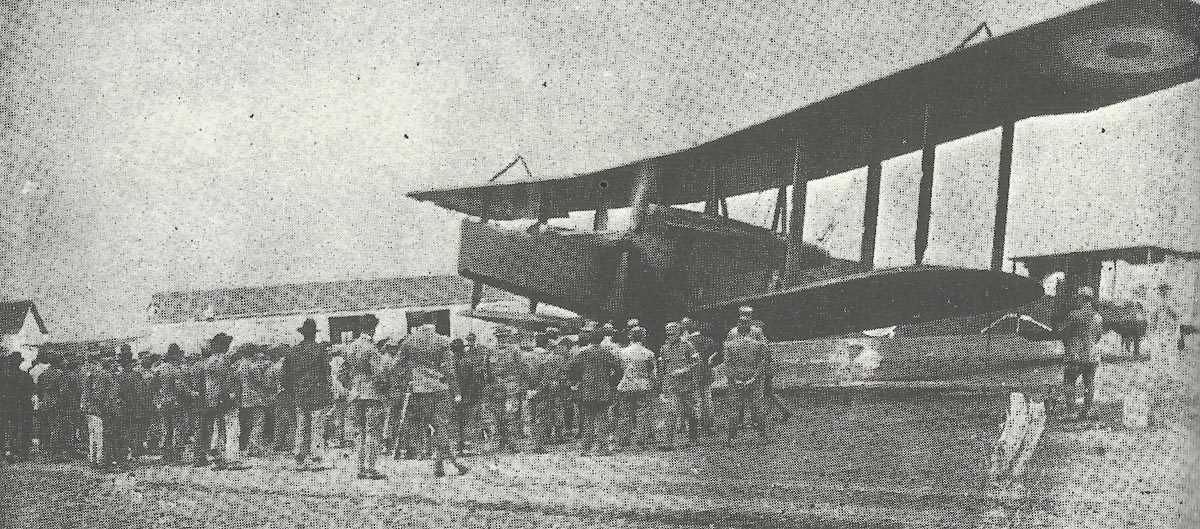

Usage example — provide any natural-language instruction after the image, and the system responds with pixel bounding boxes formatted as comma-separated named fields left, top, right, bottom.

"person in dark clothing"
left=154, top=344, right=196, bottom=464
left=2, top=352, right=35, bottom=461
left=282, top=319, right=333, bottom=471
left=454, top=335, right=487, bottom=456
left=567, top=331, right=622, bottom=456
left=116, top=348, right=152, bottom=459
left=36, top=354, right=70, bottom=461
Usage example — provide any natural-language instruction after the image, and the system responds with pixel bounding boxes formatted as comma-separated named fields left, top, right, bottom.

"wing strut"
left=861, top=159, right=882, bottom=268
left=916, top=104, right=936, bottom=264
left=786, top=139, right=809, bottom=272
left=991, top=121, right=1015, bottom=271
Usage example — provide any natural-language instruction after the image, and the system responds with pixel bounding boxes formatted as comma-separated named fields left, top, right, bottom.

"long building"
left=146, top=274, right=515, bottom=353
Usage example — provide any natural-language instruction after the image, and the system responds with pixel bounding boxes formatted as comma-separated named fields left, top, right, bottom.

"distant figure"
left=1060, top=287, right=1105, bottom=421
left=657, top=322, right=699, bottom=452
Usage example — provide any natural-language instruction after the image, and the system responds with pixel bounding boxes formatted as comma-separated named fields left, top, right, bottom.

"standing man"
left=724, top=315, right=773, bottom=446
left=344, top=315, right=387, bottom=480
left=238, top=345, right=273, bottom=458
left=455, top=333, right=488, bottom=456
left=749, top=319, right=791, bottom=424
left=484, top=328, right=526, bottom=453
left=657, top=322, right=698, bottom=451
left=154, top=344, right=195, bottom=464
left=2, top=351, right=35, bottom=462
left=283, top=319, right=333, bottom=471
left=1061, top=287, right=1105, bottom=421
left=616, top=326, right=656, bottom=450
left=567, top=330, right=622, bottom=456
left=115, top=348, right=151, bottom=460
left=80, top=348, right=116, bottom=470
left=200, top=335, right=251, bottom=471
left=35, top=354, right=69, bottom=462
left=681, top=317, right=719, bottom=435
left=397, top=319, right=470, bottom=477
left=183, top=346, right=209, bottom=466
left=268, top=347, right=293, bottom=453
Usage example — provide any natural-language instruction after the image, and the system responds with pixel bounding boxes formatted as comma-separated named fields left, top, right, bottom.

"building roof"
left=0, top=300, right=48, bottom=336
left=1011, top=244, right=1200, bottom=265
left=150, top=275, right=512, bottom=325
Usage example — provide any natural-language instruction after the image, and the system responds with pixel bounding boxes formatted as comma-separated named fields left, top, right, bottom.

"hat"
left=210, top=333, right=234, bottom=354
left=165, top=343, right=184, bottom=360
left=629, top=326, right=648, bottom=341
left=544, top=327, right=561, bottom=339
left=1076, top=286, right=1095, bottom=299
left=86, top=348, right=104, bottom=360
left=116, top=349, right=135, bottom=365
left=664, top=321, right=681, bottom=333
left=626, top=319, right=640, bottom=328
left=738, top=306, right=754, bottom=321
left=297, top=319, right=319, bottom=334
left=580, top=320, right=598, bottom=333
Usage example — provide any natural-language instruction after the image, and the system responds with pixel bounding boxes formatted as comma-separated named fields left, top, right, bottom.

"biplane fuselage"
left=408, top=0, right=1199, bottom=343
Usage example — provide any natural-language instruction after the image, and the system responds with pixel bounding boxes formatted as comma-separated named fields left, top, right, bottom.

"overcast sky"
left=1, top=0, right=1196, bottom=340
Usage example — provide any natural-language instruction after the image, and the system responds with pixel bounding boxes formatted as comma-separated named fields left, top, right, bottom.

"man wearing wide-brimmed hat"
left=198, top=333, right=251, bottom=471
left=153, top=343, right=195, bottom=463
left=283, top=319, right=333, bottom=471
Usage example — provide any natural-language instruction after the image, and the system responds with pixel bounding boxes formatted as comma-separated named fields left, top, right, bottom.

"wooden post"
left=786, top=140, right=809, bottom=272
left=916, top=104, right=935, bottom=264
left=861, top=160, right=882, bottom=268
left=991, top=121, right=1015, bottom=271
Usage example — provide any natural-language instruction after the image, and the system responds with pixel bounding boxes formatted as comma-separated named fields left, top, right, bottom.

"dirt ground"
left=2, top=363, right=1195, bottom=528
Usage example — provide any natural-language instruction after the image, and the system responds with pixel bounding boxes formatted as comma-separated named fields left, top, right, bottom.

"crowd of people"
left=0, top=307, right=790, bottom=480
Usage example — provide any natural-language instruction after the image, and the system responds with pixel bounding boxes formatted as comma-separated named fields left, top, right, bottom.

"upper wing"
left=693, top=265, right=1046, bottom=341
left=407, top=0, right=1200, bottom=220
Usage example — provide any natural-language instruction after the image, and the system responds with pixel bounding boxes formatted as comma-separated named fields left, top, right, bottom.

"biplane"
left=407, top=0, right=1199, bottom=342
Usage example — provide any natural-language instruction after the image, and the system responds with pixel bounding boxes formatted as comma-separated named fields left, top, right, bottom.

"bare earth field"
left=2, top=362, right=1195, bottom=528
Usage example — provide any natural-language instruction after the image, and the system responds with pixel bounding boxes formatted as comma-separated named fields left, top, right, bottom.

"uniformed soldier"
left=724, top=316, right=773, bottom=446
left=657, top=322, right=698, bottom=451
left=567, top=330, right=622, bottom=456
left=454, top=336, right=486, bottom=456
left=397, top=319, right=469, bottom=477
left=484, top=327, right=527, bottom=453
left=616, top=326, right=656, bottom=450
left=541, top=328, right=572, bottom=445
left=681, top=317, right=719, bottom=436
